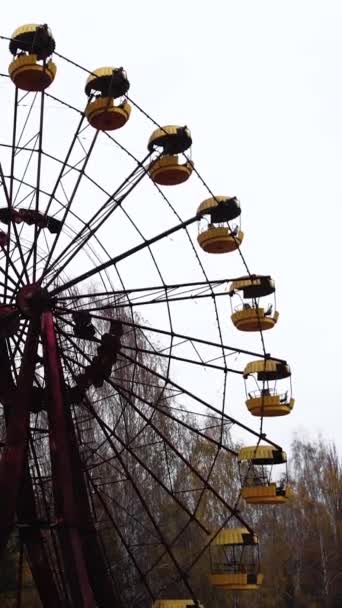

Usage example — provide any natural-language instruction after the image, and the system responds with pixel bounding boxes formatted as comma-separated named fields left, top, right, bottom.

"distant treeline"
left=2, top=436, right=342, bottom=608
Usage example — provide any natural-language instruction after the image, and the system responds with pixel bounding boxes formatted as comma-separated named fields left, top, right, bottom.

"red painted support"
left=0, top=324, right=39, bottom=556
left=17, top=464, right=64, bottom=608
left=65, top=406, right=123, bottom=607
left=0, top=339, right=16, bottom=402
left=41, top=312, right=95, bottom=608
left=0, top=338, right=63, bottom=607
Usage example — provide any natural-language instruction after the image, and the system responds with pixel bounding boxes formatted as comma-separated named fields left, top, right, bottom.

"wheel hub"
left=16, top=284, right=51, bottom=318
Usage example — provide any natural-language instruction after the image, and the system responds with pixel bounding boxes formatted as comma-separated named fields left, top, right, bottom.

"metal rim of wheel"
left=0, top=24, right=291, bottom=607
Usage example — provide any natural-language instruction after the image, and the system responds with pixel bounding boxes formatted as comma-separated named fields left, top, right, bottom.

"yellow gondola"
left=196, top=196, right=243, bottom=253
left=228, top=275, right=279, bottom=331
left=152, top=601, right=204, bottom=608
left=209, top=528, right=263, bottom=591
left=9, top=24, right=56, bottom=91
left=147, top=125, right=193, bottom=185
left=238, top=445, right=292, bottom=504
left=85, top=67, right=131, bottom=131
left=243, top=359, right=294, bottom=416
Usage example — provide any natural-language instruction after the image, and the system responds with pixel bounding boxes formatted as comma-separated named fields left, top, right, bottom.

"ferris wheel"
left=0, top=24, right=295, bottom=608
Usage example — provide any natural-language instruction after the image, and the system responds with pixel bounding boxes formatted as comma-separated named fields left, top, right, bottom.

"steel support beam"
left=0, top=323, right=39, bottom=556
left=41, top=311, right=94, bottom=607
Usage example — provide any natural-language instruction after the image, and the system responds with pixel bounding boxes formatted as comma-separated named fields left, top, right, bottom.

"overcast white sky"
left=1, top=1, right=342, bottom=456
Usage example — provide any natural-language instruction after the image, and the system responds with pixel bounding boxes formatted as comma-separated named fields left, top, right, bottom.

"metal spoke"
left=0, top=34, right=288, bottom=606
left=50, top=214, right=199, bottom=296
left=42, top=152, right=153, bottom=287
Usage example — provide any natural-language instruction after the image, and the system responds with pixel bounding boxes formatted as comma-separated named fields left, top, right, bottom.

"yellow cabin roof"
left=197, top=196, right=241, bottom=223
left=9, top=23, right=55, bottom=60
left=84, top=67, right=129, bottom=98
left=243, top=359, right=291, bottom=379
left=211, top=528, right=258, bottom=546
left=149, top=124, right=188, bottom=142
left=11, top=24, right=45, bottom=38
left=86, top=66, right=119, bottom=86
left=152, top=601, right=202, bottom=608
left=10, top=23, right=55, bottom=55
left=197, top=196, right=231, bottom=214
left=238, top=445, right=287, bottom=463
left=148, top=125, right=191, bottom=148
left=228, top=275, right=275, bottom=296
